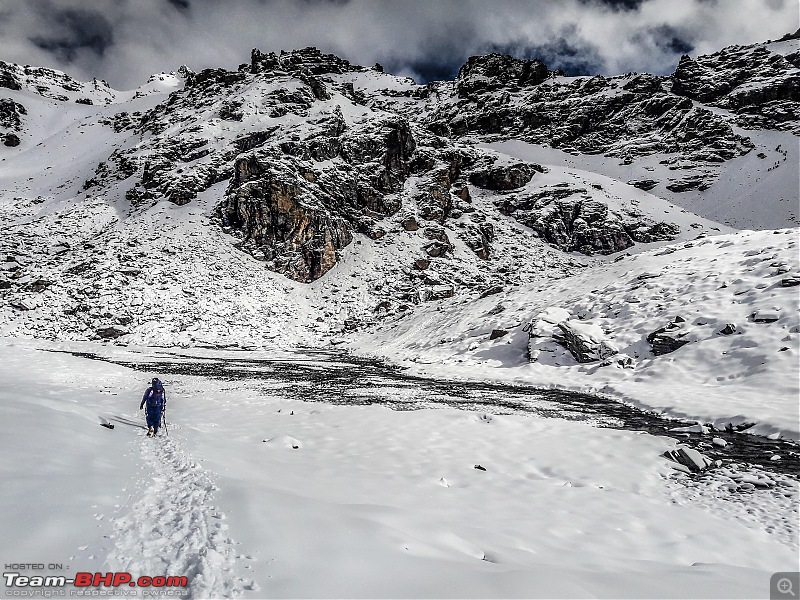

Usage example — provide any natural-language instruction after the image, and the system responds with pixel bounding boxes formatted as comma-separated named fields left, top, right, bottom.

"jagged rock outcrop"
left=497, top=184, right=679, bottom=255
left=215, top=112, right=416, bottom=280
left=218, top=159, right=352, bottom=282
left=455, top=54, right=551, bottom=97
left=672, top=43, right=800, bottom=133
left=423, top=59, right=754, bottom=168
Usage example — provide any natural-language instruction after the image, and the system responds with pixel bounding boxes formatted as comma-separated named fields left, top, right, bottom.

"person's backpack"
left=146, top=378, right=166, bottom=412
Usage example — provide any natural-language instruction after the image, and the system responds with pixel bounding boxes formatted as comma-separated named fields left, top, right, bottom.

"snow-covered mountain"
left=1, top=31, right=799, bottom=600
left=0, top=33, right=798, bottom=431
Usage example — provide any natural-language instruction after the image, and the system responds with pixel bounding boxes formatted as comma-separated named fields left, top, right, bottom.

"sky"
left=0, top=0, right=797, bottom=90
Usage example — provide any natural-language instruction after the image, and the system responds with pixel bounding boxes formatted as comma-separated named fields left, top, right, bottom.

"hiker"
left=140, top=377, right=167, bottom=437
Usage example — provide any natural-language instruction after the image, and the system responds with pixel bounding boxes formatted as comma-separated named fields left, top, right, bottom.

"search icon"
left=778, top=578, right=796, bottom=597
left=773, top=573, right=800, bottom=600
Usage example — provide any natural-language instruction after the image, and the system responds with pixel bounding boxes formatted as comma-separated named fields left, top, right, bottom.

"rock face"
left=497, top=184, right=679, bottom=255
left=217, top=114, right=415, bottom=281
left=672, top=44, right=800, bottom=134
left=423, top=63, right=753, bottom=170
left=455, top=54, right=550, bottom=97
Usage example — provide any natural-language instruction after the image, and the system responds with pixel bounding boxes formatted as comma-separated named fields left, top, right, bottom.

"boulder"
left=662, top=446, right=714, bottom=473
left=423, top=241, right=452, bottom=258
left=413, top=258, right=430, bottom=270
left=752, top=310, right=779, bottom=323
left=400, top=215, right=420, bottom=231
left=489, top=329, right=508, bottom=340
left=627, top=179, right=660, bottom=191
left=525, top=307, right=571, bottom=338
left=647, top=318, right=692, bottom=355
left=96, top=325, right=129, bottom=339
left=555, top=320, right=618, bottom=363
left=429, top=285, right=454, bottom=300
left=468, top=162, right=542, bottom=191
left=781, top=277, right=800, bottom=287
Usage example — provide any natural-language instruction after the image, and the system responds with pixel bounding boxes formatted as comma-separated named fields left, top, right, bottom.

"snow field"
left=2, top=339, right=799, bottom=597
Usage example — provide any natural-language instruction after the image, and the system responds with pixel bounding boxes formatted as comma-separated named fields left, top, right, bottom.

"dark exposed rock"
left=0, top=99, right=27, bottom=131
left=459, top=222, right=494, bottom=259
left=752, top=310, right=779, bottom=323
left=429, top=285, right=455, bottom=300
left=627, top=179, right=659, bottom=191
left=781, top=276, right=800, bottom=287
left=422, top=225, right=450, bottom=245
left=672, top=44, right=800, bottom=133
left=665, top=175, right=712, bottom=192
left=250, top=47, right=357, bottom=77
left=647, top=319, right=692, bottom=355
left=0, top=68, right=21, bottom=91
left=413, top=258, right=430, bottom=270
left=498, top=185, right=678, bottom=255
left=3, top=134, right=20, bottom=147
left=719, top=323, right=737, bottom=335
left=423, top=52, right=755, bottom=164
left=489, top=329, right=508, bottom=340
left=555, top=320, right=618, bottom=363
left=96, top=325, right=129, bottom=339
left=479, top=285, right=504, bottom=298
left=218, top=159, right=353, bottom=282
left=455, top=54, right=550, bottom=97
left=423, top=240, right=452, bottom=258
left=468, top=162, right=542, bottom=191
left=400, top=215, right=420, bottom=231
left=662, top=446, right=714, bottom=473
left=234, top=129, right=279, bottom=152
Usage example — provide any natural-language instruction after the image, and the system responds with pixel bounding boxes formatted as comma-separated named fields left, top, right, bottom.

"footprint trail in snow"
left=108, top=425, right=255, bottom=598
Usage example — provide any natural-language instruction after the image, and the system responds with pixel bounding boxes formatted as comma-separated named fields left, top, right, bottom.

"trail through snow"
left=107, top=418, right=254, bottom=599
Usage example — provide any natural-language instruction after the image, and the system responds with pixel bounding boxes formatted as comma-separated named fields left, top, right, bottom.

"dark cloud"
left=398, top=58, right=462, bottom=83
left=649, top=25, right=695, bottom=55
left=580, top=0, right=647, bottom=11
left=30, top=7, right=114, bottom=61
left=489, top=31, right=605, bottom=77
left=166, top=0, right=191, bottom=10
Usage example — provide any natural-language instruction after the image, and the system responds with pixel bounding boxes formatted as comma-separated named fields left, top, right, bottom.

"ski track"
left=107, top=419, right=254, bottom=599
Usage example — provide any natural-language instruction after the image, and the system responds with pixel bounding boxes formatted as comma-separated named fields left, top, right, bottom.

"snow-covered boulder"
left=555, top=320, right=619, bottom=363
left=525, top=306, right=571, bottom=338
left=662, top=446, right=714, bottom=473
left=647, top=317, right=693, bottom=356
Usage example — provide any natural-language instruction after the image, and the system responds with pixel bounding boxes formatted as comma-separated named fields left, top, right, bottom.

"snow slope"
left=354, top=228, right=800, bottom=439
left=1, top=339, right=798, bottom=598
